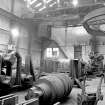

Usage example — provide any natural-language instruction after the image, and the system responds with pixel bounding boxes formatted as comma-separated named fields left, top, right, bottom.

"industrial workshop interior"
left=0, top=0, right=105, bottom=105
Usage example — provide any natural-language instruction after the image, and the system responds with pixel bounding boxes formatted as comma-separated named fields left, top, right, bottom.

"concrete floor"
left=15, top=77, right=105, bottom=105
left=60, top=77, right=105, bottom=105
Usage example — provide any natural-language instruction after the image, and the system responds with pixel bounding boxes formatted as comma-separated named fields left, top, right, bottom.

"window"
left=46, top=48, right=59, bottom=58
left=53, top=48, right=59, bottom=57
left=46, top=48, right=52, bottom=58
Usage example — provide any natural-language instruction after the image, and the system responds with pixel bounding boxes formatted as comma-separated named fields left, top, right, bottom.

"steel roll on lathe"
left=25, top=74, right=74, bottom=105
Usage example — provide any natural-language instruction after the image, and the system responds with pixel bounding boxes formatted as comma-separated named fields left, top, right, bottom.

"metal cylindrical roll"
left=27, top=74, right=73, bottom=105
left=37, top=75, right=64, bottom=104
left=57, top=74, right=73, bottom=96
left=49, top=73, right=73, bottom=97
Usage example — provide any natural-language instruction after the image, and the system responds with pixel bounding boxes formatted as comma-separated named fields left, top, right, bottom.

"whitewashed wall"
left=96, top=36, right=105, bottom=64
left=0, top=14, right=41, bottom=68
left=0, top=0, right=33, bottom=18
left=51, top=26, right=92, bottom=62
left=0, top=15, right=10, bottom=52
left=82, top=45, right=91, bottom=62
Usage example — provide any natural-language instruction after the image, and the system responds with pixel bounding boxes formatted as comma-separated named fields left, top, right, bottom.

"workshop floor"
left=15, top=77, right=105, bottom=105
left=60, top=77, right=105, bottom=105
